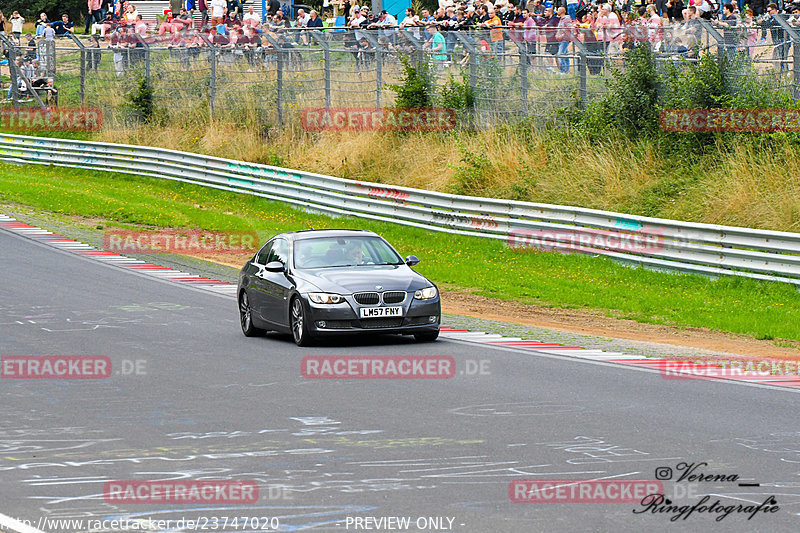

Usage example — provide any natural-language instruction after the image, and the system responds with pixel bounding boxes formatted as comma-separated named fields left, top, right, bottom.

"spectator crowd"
left=3, top=0, right=800, bottom=92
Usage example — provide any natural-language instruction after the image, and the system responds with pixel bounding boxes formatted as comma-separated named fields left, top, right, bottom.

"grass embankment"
left=1, top=161, right=799, bottom=344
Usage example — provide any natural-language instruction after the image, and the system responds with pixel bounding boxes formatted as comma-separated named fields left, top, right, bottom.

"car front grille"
left=360, top=318, right=404, bottom=329
left=382, top=291, right=406, bottom=304
left=408, top=316, right=430, bottom=325
left=354, top=292, right=380, bottom=305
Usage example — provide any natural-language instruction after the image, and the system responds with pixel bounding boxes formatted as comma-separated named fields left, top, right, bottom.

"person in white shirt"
left=295, top=8, right=310, bottom=43
left=296, top=8, right=311, bottom=26
left=243, top=5, right=260, bottom=26
left=210, top=0, right=227, bottom=25
left=10, top=11, right=24, bottom=44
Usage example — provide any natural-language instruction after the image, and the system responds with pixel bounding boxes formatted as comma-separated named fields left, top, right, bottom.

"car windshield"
left=293, top=236, right=404, bottom=269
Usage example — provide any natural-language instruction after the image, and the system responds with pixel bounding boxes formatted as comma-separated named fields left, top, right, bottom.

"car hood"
left=294, top=265, right=432, bottom=294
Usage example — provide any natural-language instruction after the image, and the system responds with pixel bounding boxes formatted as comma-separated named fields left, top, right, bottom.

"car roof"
left=281, top=229, right=379, bottom=241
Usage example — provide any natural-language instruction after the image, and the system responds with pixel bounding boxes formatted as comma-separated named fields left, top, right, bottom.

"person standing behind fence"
left=555, top=6, right=574, bottom=73
left=522, top=8, right=537, bottom=64
left=764, top=3, right=788, bottom=71
left=210, top=0, right=227, bottom=26
left=25, top=34, right=36, bottom=60
left=86, top=0, right=102, bottom=35
left=244, top=6, right=260, bottom=26
left=87, top=34, right=102, bottom=70
left=483, top=6, right=504, bottom=58
left=10, top=11, right=24, bottom=44
left=426, top=23, right=448, bottom=60
left=714, top=3, right=740, bottom=58
left=198, top=0, right=209, bottom=27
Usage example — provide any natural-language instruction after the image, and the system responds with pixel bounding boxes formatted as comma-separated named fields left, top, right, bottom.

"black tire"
left=414, top=330, right=439, bottom=342
left=239, top=291, right=265, bottom=337
left=290, top=297, right=313, bottom=346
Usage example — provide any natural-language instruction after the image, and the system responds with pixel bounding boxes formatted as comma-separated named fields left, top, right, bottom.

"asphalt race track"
left=2, top=225, right=800, bottom=533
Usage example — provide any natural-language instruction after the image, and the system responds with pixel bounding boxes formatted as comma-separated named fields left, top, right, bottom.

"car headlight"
left=414, top=287, right=437, bottom=300
left=308, top=292, right=345, bottom=304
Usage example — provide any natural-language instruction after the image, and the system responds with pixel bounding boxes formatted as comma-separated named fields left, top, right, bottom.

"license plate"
left=360, top=306, right=403, bottom=318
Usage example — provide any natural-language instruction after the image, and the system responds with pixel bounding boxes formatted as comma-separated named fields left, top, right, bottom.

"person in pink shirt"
left=595, top=3, right=622, bottom=55
left=86, top=0, right=102, bottom=34
left=645, top=4, right=663, bottom=50
left=134, top=14, right=148, bottom=37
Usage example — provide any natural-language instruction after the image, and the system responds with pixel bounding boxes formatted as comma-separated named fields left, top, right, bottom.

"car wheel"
left=239, top=291, right=265, bottom=337
left=290, top=297, right=313, bottom=346
left=414, top=330, right=439, bottom=342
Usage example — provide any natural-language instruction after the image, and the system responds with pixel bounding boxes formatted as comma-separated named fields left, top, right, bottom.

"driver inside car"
left=344, top=242, right=364, bottom=265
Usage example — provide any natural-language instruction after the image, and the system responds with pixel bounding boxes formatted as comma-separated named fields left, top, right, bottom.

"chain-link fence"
left=2, top=17, right=800, bottom=129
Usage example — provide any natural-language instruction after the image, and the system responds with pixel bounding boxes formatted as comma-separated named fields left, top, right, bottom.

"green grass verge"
left=1, top=161, right=799, bottom=343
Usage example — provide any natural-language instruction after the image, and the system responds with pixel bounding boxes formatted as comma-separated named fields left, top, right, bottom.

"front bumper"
left=303, top=293, right=440, bottom=336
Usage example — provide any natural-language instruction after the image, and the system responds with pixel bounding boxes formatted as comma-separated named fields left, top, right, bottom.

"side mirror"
left=264, top=260, right=285, bottom=273
left=405, top=255, right=420, bottom=267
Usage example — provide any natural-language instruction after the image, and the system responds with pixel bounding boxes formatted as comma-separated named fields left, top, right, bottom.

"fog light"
left=316, top=321, right=326, bottom=328
left=428, top=316, right=438, bottom=323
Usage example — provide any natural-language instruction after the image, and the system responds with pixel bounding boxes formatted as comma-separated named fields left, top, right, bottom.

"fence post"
left=67, top=33, right=87, bottom=105
left=573, top=40, right=588, bottom=110
left=773, top=15, right=800, bottom=101
left=2, top=35, right=20, bottom=111
left=199, top=34, right=217, bottom=118
left=361, top=31, right=383, bottom=108
left=135, top=34, right=151, bottom=87
left=698, top=19, right=725, bottom=63
left=310, top=31, right=331, bottom=108
left=455, top=32, right=478, bottom=90
left=512, top=39, right=528, bottom=116
left=0, top=34, right=49, bottom=112
left=263, top=33, right=284, bottom=126
left=399, top=30, right=426, bottom=71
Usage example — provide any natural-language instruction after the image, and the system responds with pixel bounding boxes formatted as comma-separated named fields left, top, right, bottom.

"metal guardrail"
left=1, top=132, right=800, bottom=286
